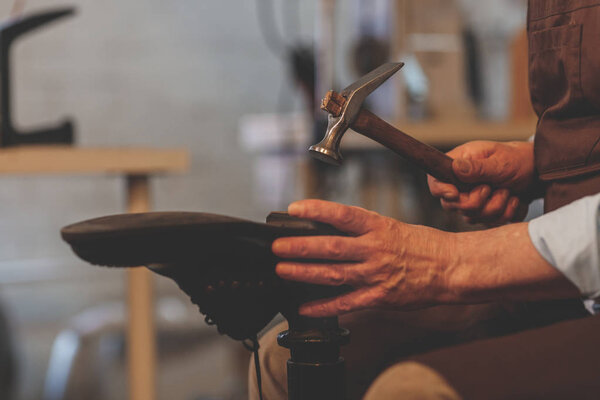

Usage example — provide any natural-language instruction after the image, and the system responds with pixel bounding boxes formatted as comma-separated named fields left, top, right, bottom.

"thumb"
left=453, top=158, right=501, bottom=184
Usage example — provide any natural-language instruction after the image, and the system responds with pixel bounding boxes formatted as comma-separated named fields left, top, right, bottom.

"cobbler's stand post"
left=278, top=316, right=349, bottom=400
left=126, top=175, right=156, bottom=400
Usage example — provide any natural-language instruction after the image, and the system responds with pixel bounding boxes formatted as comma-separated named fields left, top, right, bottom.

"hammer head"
left=309, top=62, right=404, bottom=165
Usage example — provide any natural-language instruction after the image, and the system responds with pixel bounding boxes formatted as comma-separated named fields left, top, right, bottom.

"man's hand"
left=428, top=141, right=537, bottom=225
left=273, top=200, right=456, bottom=317
left=273, top=200, right=579, bottom=318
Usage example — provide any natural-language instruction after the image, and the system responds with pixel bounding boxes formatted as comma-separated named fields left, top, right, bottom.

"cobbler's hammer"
left=310, top=62, right=468, bottom=189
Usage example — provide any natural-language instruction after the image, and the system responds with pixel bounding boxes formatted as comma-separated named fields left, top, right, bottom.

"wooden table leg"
left=125, top=175, right=156, bottom=400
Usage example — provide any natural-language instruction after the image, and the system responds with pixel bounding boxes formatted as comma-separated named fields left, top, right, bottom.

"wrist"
left=438, top=222, right=574, bottom=305
left=439, top=228, right=503, bottom=304
left=430, top=229, right=468, bottom=304
left=510, top=141, right=544, bottom=199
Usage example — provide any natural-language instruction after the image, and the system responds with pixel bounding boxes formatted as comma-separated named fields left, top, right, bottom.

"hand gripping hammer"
left=310, top=62, right=468, bottom=190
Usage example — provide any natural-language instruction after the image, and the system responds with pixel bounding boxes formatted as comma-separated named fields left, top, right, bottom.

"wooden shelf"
left=342, top=119, right=537, bottom=150
left=0, top=146, right=190, bottom=175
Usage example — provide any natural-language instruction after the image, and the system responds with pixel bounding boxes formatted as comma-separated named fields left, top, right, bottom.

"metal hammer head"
left=309, top=62, right=404, bottom=165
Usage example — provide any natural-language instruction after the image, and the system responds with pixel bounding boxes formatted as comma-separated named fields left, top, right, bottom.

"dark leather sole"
left=61, top=212, right=346, bottom=340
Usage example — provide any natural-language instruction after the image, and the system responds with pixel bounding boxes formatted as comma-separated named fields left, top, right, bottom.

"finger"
left=272, top=236, right=368, bottom=261
left=298, top=287, right=377, bottom=317
left=445, top=142, right=482, bottom=159
left=478, top=189, right=511, bottom=219
left=288, top=200, right=379, bottom=235
left=275, top=262, right=361, bottom=286
left=453, top=157, right=503, bottom=184
left=447, top=141, right=499, bottom=162
left=427, top=175, right=459, bottom=200
left=468, top=196, right=524, bottom=227
left=491, top=197, right=527, bottom=226
left=440, top=185, right=491, bottom=212
left=497, top=196, right=520, bottom=224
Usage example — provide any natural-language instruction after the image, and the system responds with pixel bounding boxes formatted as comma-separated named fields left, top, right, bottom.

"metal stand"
left=278, top=315, right=349, bottom=400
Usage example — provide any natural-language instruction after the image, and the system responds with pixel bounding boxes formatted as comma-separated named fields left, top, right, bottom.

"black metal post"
left=278, top=315, right=349, bottom=400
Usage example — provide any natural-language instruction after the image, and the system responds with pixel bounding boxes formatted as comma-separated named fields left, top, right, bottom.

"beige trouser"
left=362, top=362, right=461, bottom=400
left=248, top=304, right=525, bottom=400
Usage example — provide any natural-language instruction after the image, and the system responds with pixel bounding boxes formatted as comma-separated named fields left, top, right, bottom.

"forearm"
left=443, top=223, right=580, bottom=304
left=274, top=199, right=589, bottom=317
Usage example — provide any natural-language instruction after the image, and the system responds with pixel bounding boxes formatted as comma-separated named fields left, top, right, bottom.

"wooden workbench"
left=0, top=146, right=190, bottom=400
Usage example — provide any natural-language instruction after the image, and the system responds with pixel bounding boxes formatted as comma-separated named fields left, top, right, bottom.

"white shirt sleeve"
left=528, top=193, right=600, bottom=314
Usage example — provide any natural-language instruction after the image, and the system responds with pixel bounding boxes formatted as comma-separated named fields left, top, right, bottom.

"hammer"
left=310, top=62, right=468, bottom=189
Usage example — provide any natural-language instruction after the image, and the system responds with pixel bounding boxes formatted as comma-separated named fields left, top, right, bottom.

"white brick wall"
left=0, top=0, right=315, bottom=261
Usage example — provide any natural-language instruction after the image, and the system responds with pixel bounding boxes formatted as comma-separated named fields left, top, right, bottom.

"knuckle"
left=372, top=286, right=392, bottom=306
left=379, top=217, right=396, bottom=232
left=327, top=269, right=346, bottom=286
left=336, top=297, right=352, bottom=312
left=316, top=303, right=329, bottom=316
left=336, top=206, right=355, bottom=225
left=325, top=239, right=343, bottom=258
left=365, top=209, right=383, bottom=224
left=357, top=237, right=376, bottom=253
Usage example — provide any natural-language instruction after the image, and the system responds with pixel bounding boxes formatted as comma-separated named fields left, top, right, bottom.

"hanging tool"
left=0, top=7, right=76, bottom=147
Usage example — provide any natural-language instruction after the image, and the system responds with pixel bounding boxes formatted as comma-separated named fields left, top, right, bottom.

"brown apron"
left=520, top=0, right=597, bottom=325
left=529, top=0, right=600, bottom=211
left=391, top=10, right=600, bottom=392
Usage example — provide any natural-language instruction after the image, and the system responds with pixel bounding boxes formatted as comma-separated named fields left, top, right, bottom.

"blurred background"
left=0, top=0, right=533, bottom=399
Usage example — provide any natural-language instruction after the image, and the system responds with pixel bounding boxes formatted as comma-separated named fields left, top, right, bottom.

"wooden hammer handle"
left=352, top=109, right=470, bottom=190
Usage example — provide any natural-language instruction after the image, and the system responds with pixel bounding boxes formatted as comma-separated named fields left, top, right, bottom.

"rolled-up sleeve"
left=528, top=193, right=600, bottom=312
